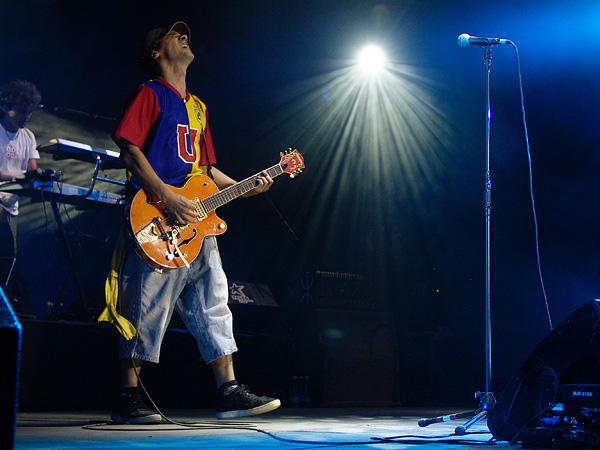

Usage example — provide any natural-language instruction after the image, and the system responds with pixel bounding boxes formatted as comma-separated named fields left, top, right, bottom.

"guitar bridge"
left=135, top=217, right=167, bottom=244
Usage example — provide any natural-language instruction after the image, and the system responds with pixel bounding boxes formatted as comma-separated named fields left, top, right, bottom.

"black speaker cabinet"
left=315, top=309, right=398, bottom=406
left=0, top=288, right=21, bottom=450
left=488, top=299, right=600, bottom=443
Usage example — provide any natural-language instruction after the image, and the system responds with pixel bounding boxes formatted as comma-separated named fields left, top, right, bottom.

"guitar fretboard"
left=201, top=163, right=284, bottom=212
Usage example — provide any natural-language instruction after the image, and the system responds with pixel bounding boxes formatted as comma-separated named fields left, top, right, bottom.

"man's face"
left=155, top=30, right=194, bottom=65
left=4, top=104, right=35, bottom=131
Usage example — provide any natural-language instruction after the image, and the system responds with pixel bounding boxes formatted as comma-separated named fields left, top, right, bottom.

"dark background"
left=2, top=0, right=600, bottom=406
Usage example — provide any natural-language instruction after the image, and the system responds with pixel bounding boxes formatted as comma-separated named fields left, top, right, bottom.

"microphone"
left=458, top=33, right=511, bottom=47
left=418, top=411, right=478, bottom=427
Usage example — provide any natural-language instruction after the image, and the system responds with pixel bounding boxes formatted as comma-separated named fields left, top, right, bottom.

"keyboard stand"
left=38, top=169, right=125, bottom=321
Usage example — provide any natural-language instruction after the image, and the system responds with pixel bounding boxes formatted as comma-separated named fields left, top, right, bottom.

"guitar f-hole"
left=179, top=229, right=197, bottom=247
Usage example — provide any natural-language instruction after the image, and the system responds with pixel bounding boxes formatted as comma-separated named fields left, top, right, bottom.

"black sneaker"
left=216, top=383, right=281, bottom=419
left=111, top=387, right=162, bottom=424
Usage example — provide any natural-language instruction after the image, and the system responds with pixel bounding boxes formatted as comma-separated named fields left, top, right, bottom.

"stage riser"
left=18, top=320, right=286, bottom=411
left=18, top=309, right=402, bottom=411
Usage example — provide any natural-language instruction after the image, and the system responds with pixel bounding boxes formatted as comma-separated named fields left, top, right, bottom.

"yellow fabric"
left=98, top=230, right=137, bottom=340
left=187, top=95, right=208, bottom=178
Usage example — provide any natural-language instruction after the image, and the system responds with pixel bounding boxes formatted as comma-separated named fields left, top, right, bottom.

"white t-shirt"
left=0, top=123, right=39, bottom=215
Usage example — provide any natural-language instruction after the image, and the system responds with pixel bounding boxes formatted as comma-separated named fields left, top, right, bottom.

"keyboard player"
left=0, top=80, right=42, bottom=314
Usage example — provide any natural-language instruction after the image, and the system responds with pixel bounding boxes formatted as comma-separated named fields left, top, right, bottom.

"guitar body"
left=127, top=174, right=227, bottom=270
left=127, top=149, right=304, bottom=270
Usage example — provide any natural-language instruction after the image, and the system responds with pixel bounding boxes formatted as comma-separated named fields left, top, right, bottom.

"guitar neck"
left=201, top=163, right=283, bottom=212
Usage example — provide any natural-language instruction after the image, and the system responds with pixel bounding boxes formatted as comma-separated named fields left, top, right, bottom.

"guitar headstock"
left=279, top=149, right=304, bottom=178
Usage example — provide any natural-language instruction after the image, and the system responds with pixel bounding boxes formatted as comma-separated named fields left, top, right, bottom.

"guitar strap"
left=203, top=132, right=214, bottom=181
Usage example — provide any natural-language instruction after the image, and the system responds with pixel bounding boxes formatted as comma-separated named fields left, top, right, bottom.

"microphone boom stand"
left=418, top=46, right=496, bottom=435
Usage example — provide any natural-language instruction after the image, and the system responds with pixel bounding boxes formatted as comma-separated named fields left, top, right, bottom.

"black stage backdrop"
left=2, top=0, right=600, bottom=404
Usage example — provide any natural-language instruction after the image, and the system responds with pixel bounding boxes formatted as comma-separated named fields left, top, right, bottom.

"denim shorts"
left=118, top=236, right=237, bottom=364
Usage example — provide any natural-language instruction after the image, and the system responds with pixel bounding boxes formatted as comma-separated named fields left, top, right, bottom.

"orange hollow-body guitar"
left=127, top=149, right=304, bottom=270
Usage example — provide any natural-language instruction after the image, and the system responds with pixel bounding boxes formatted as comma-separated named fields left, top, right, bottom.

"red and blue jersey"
left=112, top=77, right=217, bottom=191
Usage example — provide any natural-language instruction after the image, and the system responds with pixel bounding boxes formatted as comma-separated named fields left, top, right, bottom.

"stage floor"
left=15, top=407, right=510, bottom=450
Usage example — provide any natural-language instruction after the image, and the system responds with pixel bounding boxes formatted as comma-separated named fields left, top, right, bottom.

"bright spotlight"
left=357, top=45, right=386, bottom=74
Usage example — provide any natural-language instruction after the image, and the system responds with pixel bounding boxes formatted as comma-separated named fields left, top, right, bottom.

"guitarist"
left=109, top=21, right=278, bottom=423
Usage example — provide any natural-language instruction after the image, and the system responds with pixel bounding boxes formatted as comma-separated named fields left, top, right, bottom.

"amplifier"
left=540, top=383, right=600, bottom=430
left=227, top=281, right=280, bottom=336
left=517, top=383, right=600, bottom=448
left=301, top=271, right=376, bottom=309
left=228, top=280, right=277, bottom=307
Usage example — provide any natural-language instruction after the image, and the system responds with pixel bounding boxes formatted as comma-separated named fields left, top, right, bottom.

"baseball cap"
left=138, top=21, right=191, bottom=75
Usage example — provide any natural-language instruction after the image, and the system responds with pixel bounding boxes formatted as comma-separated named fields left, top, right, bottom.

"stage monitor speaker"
left=0, top=287, right=22, bottom=450
left=488, top=299, right=600, bottom=444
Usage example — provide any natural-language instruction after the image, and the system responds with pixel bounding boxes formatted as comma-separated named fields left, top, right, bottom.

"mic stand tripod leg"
left=454, top=409, right=487, bottom=436
left=455, top=391, right=496, bottom=435
left=417, top=391, right=496, bottom=435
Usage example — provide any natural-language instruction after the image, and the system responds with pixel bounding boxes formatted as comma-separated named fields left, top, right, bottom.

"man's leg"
left=121, top=358, right=143, bottom=388
left=180, top=238, right=281, bottom=419
left=111, top=245, right=184, bottom=424
left=112, top=358, right=161, bottom=424
left=211, top=354, right=235, bottom=388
